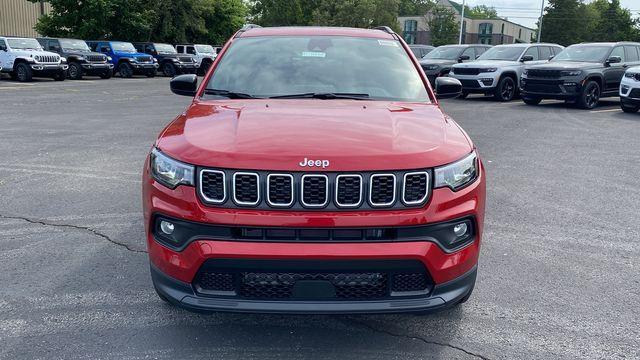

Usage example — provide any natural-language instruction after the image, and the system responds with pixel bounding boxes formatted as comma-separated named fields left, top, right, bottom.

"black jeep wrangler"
left=520, top=42, right=640, bottom=109
left=132, top=42, right=198, bottom=77
left=37, top=38, right=114, bottom=80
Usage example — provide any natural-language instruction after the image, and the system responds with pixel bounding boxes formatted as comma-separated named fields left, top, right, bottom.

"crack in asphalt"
left=0, top=213, right=147, bottom=254
left=344, top=318, right=490, bottom=360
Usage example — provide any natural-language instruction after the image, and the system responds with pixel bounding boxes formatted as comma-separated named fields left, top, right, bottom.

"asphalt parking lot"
left=0, top=76, right=639, bottom=359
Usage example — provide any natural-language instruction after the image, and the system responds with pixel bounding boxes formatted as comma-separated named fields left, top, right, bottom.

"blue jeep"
left=87, top=41, right=158, bottom=78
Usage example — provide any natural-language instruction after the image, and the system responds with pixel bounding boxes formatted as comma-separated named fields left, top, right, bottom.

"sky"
left=463, top=0, right=640, bottom=29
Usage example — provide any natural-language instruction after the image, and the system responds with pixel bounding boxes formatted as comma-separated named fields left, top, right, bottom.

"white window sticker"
left=378, top=40, right=399, bottom=47
left=301, top=51, right=326, bottom=58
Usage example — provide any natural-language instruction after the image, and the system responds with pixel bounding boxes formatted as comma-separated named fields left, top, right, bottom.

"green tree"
left=312, top=0, right=401, bottom=31
left=588, top=0, right=640, bottom=42
left=465, top=5, right=498, bottom=19
left=249, top=0, right=318, bottom=26
left=539, top=0, right=592, bottom=45
left=398, top=0, right=433, bottom=16
left=427, top=5, right=458, bottom=46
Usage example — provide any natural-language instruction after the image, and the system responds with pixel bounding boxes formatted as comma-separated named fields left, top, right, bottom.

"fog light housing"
left=160, top=221, right=175, bottom=235
left=563, top=82, right=577, bottom=87
left=481, top=78, right=493, bottom=86
left=453, top=223, right=468, bottom=237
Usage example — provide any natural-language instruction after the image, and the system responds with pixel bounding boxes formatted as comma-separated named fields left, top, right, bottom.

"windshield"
left=205, top=36, right=429, bottom=102
left=60, top=39, right=90, bottom=52
left=478, top=46, right=526, bottom=61
left=155, top=43, right=177, bottom=54
left=423, top=46, right=464, bottom=60
left=552, top=45, right=610, bottom=63
left=7, top=38, right=42, bottom=50
left=196, top=45, right=215, bottom=53
left=111, top=42, right=137, bottom=53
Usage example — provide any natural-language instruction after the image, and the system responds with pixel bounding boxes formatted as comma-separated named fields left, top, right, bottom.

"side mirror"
left=520, top=55, right=534, bottom=62
left=548, top=55, right=555, bottom=60
left=458, top=55, right=470, bottom=62
left=435, top=77, right=462, bottom=99
left=170, top=74, right=198, bottom=96
left=606, top=56, right=622, bottom=65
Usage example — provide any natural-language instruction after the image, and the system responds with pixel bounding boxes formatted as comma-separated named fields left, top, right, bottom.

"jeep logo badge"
left=299, top=157, right=330, bottom=168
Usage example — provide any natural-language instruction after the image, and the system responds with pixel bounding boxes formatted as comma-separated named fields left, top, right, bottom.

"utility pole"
left=537, top=0, right=544, bottom=42
left=458, top=0, right=466, bottom=44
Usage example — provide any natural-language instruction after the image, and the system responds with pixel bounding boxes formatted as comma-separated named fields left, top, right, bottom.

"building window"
left=403, top=20, right=418, bottom=45
left=479, top=23, right=493, bottom=44
left=519, top=28, right=522, bottom=39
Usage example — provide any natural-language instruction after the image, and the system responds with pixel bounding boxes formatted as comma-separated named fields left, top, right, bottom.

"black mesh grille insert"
left=370, top=175, right=395, bottom=206
left=234, top=174, right=259, bottom=204
left=392, top=273, right=428, bottom=292
left=86, top=54, right=106, bottom=62
left=453, top=67, right=481, bottom=75
left=302, top=175, right=328, bottom=206
left=198, top=272, right=234, bottom=291
left=268, top=175, right=293, bottom=206
left=200, top=171, right=225, bottom=202
left=403, top=173, right=428, bottom=204
left=460, top=79, right=481, bottom=88
left=239, top=272, right=388, bottom=300
left=629, top=88, right=640, bottom=98
left=528, top=69, right=562, bottom=78
left=336, top=175, right=362, bottom=206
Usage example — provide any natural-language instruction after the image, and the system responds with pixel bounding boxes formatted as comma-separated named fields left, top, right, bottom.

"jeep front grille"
left=86, top=54, right=107, bottom=63
left=37, top=55, right=59, bottom=63
left=179, top=56, right=193, bottom=63
left=527, top=69, right=562, bottom=78
left=198, top=168, right=432, bottom=210
left=137, top=55, right=153, bottom=63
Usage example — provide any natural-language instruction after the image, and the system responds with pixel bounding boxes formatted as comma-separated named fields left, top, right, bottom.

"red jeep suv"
left=142, top=25, right=485, bottom=313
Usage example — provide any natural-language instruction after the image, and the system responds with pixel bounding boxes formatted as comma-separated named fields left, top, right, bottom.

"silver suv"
left=450, top=43, right=564, bottom=101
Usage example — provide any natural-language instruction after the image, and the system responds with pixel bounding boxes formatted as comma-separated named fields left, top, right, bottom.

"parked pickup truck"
left=87, top=41, right=158, bottom=78
left=0, top=36, right=68, bottom=82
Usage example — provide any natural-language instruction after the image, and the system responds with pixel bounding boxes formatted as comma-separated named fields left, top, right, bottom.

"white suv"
left=450, top=43, right=564, bottom=101
left=175, top=44, right=217, bottom=75
left=0, top=36, right=68, bottom=82
left=620, top=66, right=640, bottom=113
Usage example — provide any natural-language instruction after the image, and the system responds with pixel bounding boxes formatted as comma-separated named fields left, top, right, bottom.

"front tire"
left=67, top=62, right=83, bottom=80
left=577, top=80, right=600, bottom=109
left=146, top=70, right=156, bottom=78
left=621, top=102, right=640, bottom=113
left=494, top=76, right=516, bottom=101
left=118, top=62, right=133, bottom=78
left=15, top=63, right=33, bottom=82
left=162, top=62, right=176, bottom=77
left=99, top=69, right=113, bottom=79
left=53, top=71, right=66, bottom=81
left=522, top=96, right=542, bottom=105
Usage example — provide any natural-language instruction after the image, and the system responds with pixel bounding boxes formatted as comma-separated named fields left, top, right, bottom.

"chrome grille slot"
left=233, top=173, right=260, bottom=206
left=199, top=170, right=226, bottom=203
left=179, top=56, right=193, bottom=62
left=369, top=174, right=396, bottom=207
left=335, top=174, right=362, bottom=207
left=301, top=174, right=329, bottom=208
left=402, top=172, right=429, bottom=205
left=267, top=174, right=294, bottom=207
left=86, top=54, right=106, bottom=62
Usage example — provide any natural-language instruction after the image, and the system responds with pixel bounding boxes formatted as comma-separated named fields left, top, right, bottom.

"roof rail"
left=373, top=26, right=394, bottom=34
left=234, top=24, right=262, bottom=38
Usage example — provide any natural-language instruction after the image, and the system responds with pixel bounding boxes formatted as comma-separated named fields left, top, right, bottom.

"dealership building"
left=398, top=0, right=535, bottom=45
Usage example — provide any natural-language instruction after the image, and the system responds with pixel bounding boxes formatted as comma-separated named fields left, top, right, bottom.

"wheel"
left=621, top=102, right=640, bottom=113
left=577, top=80, right=600, bottom=109
left=522, top=97, right=542, bottom=105
left=146, top=70, right=156, bottom=78
left=118, top=62, right=133, bottom=78
left=494, top=76, right=516, bottom=101
left=15, top=62, right=33, bottom=82
left=53, top=71, right=66, bottom=81
left=199, top=60, right=212, bottom=75
left=67, top=62, right=83, bottom=80
left=162, top=62, right=176, bottom=77
left=99, top=69, right=113, bottom=79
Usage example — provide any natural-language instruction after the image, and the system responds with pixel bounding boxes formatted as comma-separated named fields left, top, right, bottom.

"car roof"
left=236, top=26, right=395, bottom=40
left=574, top=42, right=640, bottom=47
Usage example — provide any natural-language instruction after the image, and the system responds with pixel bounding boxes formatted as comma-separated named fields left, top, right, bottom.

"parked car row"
left=0, top=36, right=219, bottom=81
left=417, top=41, right=640, bottom=110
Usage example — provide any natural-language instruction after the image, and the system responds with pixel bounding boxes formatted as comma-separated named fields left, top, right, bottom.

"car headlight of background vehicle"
left=434, top=151, right=478, bottom=191
left=423, top=64, right=439, bottom=70
left=560, top=70, right=582, bottom=76
left=150, top=148, right=194, bottom=189
left=480, top=68, right=497, bottom=73
left=624, top=72, right=640, bottom=80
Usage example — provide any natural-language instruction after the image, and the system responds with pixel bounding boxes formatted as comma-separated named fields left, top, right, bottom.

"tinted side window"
left=624, top=46, right=639, bottom=62
left=475, top=47, right=488, bottom=56
left=49, top=39, right=61, bottom=52
left=523, top=47, right=539, bottom=61
left=553, top=46, right=563, bottom=55
left=100, top=44, right=111, bottom=52
left=461, top=47, right=475, bottom=60
left=187, top=46, right=196, bottom=55
left=539, top=46, right=552, bottom=60
left=610, top=46, right=625, bottom=61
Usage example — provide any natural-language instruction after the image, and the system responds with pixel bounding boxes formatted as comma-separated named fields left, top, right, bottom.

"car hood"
left=454, top=60, right=520, bottom=68
left=527, top=61, right=601, bottom=70
left=419, top=59, right=457, bottom=66
left=156, top=100, right=473, bottom=171
left=66, top=50, right=104, bottom=57
left=13, top=50, right=60, bottom=59
left=113, top=51, right=149, bottom=59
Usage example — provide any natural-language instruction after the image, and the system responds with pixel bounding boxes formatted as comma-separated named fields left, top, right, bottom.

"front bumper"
left=132, top=63, right=159, bottom=73
left=450, top=73, right=499, bottom=93
left=520, top=77, right=581, bottom=100
left=143, top=158, right=485, bottom=313
left=81, top=63, right=114, bottom=74
left=30, top=63, right=67, bottom=74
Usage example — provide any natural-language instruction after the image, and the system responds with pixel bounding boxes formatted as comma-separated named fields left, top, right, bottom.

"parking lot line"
left=589, top=108, right=620, bottom=113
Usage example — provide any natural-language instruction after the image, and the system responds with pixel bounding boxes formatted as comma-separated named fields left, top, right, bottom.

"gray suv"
left=419, top=44, right=492, bottom=86
left=450, top=43, right=563, bottom=101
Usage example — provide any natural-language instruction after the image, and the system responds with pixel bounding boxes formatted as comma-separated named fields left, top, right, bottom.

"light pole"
left=458, top=0, right=466, bottom=44
left=537, top=0, right=544, bottom=42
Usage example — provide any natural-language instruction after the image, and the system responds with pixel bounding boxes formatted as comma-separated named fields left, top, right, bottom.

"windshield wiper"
left=204, top=89, right=257, bottom=99
left=269, top=92, right=370, bottom=100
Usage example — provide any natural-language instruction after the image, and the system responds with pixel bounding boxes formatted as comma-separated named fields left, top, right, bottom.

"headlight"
left=480, top=68, right=497, bottom=73
left=34, top=55, right=41, bottom=62
left=434, top=151, right=478, bottom=191
left=150, top=148, right=195, bottom=189
left=560, top=70, right=581, bottom=76
left=129, top=57, right=138, bottom=63
left=624, top=72, right=639, bottom=80
left=423, top=64, right=439, bottom=70
left=153, top=58, right=158, bottom=63
left=75, top=56, right=83, bottom=61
